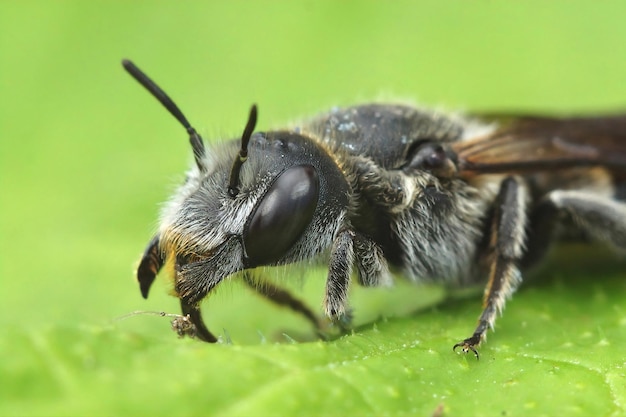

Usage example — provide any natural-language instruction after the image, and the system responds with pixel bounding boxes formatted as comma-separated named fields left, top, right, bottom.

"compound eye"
left=243, top=164, right=319, bottom=266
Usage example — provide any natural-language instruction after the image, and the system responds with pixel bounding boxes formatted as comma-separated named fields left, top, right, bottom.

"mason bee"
left=123, top=59, right=626, bottom=358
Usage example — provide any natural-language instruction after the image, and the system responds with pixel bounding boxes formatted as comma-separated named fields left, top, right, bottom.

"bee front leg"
left=454, top=176, right=528, bottom=359
left=353, top=233, right=392, bottom=287
left=324, top=230, right=355, bottom=330
left=324, top=229, right=390, bottom=332
left=242, top=271, right=323, bottom=334
left=179, top=299, right=218, bottom=342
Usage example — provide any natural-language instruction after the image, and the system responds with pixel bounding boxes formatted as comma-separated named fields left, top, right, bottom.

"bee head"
left=159, top=128, right=322, bottom=278
left=125, top=60, right=348, bottom=309
left=160, top=126, right=339, bottom=307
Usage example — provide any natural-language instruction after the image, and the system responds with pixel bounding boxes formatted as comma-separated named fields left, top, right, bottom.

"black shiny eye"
left=243, top=164, right=319, bottom=266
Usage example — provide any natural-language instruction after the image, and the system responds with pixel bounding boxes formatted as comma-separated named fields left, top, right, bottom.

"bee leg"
left=136, top=235, right=163, bottom=298
left=353, top=233, right=392, bottom=287
left=544, top=190, right=626, bottom=249
left=520, top=196, right=560, bottom=269
left=242, top=272, right=323, bottom=334
left=324, top=230, right=355, bottom=330
left=179, top=299, right=218, bottom=342
left=323, top=230, right=391, bottom=332
left=454, top=177, right=528, bottom=359
left=523, top=190, right=626, bottom=269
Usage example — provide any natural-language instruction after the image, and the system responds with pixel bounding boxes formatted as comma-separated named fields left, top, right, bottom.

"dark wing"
left=453, top=114, right=626, bottom=177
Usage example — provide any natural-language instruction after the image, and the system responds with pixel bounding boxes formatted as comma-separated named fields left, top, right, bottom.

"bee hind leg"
left=543, top=190, right=626, bottom=250
left=454, top=176, right=528, bottom=359
left=456, top=187, right=626, bottom=358
left=522, top=189, right=626, bottom=268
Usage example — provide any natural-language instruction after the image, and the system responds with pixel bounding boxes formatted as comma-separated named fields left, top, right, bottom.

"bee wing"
left=453, top=114, right=626, bottom=176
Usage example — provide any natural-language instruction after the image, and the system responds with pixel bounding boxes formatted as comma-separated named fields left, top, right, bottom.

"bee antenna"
left=227, top=104, right=258, bottom=197
left=122, top=59, right=206, bottom=172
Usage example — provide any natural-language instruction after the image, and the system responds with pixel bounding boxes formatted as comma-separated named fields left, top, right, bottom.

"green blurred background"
left=2, top=1, right=626, bottom=416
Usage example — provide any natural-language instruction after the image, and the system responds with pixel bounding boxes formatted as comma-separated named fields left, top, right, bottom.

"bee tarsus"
left=453, top=336, right=481, bottom=359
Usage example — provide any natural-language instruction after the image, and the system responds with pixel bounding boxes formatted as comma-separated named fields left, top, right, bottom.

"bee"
left=123, top=59, right=626, bottom=358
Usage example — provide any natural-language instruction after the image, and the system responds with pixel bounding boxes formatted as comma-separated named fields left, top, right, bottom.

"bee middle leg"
left=454, top=176, right=528, bottom=358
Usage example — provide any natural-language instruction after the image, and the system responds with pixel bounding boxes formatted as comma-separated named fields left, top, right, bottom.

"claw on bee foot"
left=453, top=336, right=481, bottom=360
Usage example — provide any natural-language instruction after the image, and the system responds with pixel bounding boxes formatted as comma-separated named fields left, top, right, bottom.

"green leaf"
left=2, top=258, right=625, bottom=417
